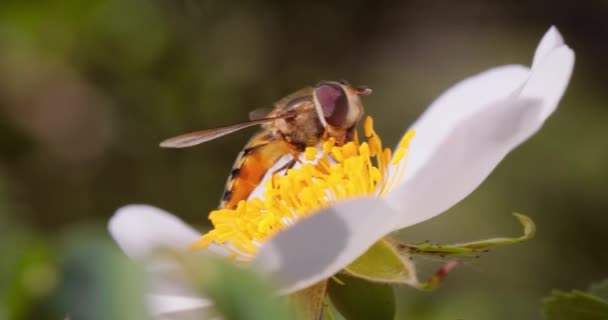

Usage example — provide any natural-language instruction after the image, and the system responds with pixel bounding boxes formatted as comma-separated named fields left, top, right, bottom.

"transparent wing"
left=249, top=107, right=273, bottom=121
left=159, top=115, right=291, bottom=148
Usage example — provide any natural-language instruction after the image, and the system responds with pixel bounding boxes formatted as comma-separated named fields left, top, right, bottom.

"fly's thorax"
left=274, top=110, right=324, bottom=151
left=266, top=87, right=325, bottom=151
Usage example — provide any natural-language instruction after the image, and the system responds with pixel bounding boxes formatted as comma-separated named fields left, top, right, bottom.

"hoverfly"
left=160, top=80, right=372, bottom=209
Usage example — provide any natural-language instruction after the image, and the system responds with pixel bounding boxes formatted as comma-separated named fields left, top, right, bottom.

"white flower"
left=109, top=26, right=574, bottom=318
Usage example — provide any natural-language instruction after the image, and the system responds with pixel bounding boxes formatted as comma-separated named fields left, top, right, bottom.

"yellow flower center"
left=191, top=116, right=415, bottom=259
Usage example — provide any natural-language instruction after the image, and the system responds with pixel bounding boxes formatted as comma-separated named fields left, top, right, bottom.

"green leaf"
left=344, top=239, right=417, bottom=285
left=543, top=290, right=608, bottom=320
left=401, top=213, right=535, bottom=257
left=328, top=274, right=395, bottom=320
left=168, top=251, right=296, bottom=320
left=56, top=235, right=148, bottom=320
left=588, top=279, right=608, bottom=301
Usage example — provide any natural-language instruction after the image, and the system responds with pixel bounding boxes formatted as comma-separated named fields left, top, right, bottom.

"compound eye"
left=315, top=83, right=348, bottom=127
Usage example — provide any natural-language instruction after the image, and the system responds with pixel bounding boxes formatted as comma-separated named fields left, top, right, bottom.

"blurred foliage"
left=329, top=274, right=396, bottom=320
left=588, top=280, right=608, bottom=301
left=55, top=233, right=148, bottom=320
left=0, top=230, right=58, bottom=319
left=0, top=0, right=607, bottom=319
left=168, top=251, right=296, bottom=320
left=543, top=279, right=608, bottom=320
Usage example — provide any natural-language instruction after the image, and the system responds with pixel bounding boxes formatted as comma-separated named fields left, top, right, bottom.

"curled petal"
left=520, top=38, right=574, bottom=122
left=387, top=97, right=548, bottom=229
left=254, top=197, right=399, bottom=293
left=531, top=26, right=566, bottom=70
left=400, top=65, right=530, bottom=182
left=387, top=27, right=573, bottom=229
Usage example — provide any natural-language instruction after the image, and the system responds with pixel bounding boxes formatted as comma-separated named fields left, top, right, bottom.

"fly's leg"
left=270, top=147, right=306, bottom=189
left=275, top=157, right=298, bottom=175
left=270, top=157, right=298, bottom=189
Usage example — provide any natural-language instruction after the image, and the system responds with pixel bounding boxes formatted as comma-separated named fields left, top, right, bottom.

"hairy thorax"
left=274, top=109, right=325, bottom=151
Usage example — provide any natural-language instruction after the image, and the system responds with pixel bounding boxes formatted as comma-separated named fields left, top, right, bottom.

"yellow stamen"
left=191, top=116, right=415, bottom=259
left=305, top=147, right=318, bottom=161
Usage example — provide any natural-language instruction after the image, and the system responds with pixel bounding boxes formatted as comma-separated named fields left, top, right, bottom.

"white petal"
left=387, top=98, right=543, bottom=229
left=402, top=65, right=531, bottom=181
left=520, top=45, right=574, bottom=122
left=531, top=26, right=565, bottom=70
left=386, top=27, right=574, bottom=229
left=253, top=197, right=399, bottom=293
left=147, top=294, right=212, bottom=317
left=109, top=205, right=201, bottom=259
left=108, top=205, right=229, bottom=259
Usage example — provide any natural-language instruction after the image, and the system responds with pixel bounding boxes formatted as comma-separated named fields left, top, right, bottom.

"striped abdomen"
left=220, top=131, right=292, bottom=209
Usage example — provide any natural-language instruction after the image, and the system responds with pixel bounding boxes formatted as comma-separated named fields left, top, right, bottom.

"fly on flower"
left=110, top=26, right=575, bottom=318
left=160, top=81, right=372, bottom=209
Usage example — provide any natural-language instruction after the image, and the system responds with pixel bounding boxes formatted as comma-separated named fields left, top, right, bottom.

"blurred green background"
left=0, top=1, right=606, bottom=319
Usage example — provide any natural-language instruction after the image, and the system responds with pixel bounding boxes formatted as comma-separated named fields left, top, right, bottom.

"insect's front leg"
left=270, top=143, right=306, bottom=189
left=273, top=157, right=298, bottom=175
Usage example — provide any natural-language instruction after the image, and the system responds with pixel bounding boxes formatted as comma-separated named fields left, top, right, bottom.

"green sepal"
left=400, top=213, right=535, bottom=257
left=543, top=290, right=608, bottom=320
left=343, top=239, right=418, bottom=286
left=342, top=239, right=459, bottom=290
left=328, top=274, right=396, bottom=320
